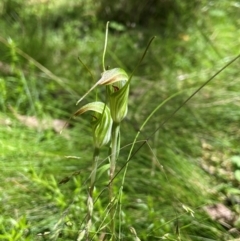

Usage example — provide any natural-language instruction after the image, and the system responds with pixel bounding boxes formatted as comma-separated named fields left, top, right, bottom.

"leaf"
left=97, top=163, right=110, bottom=179
left=234, top=170, right=240, bottom=182
left=231, top=155, right=240, bottom=168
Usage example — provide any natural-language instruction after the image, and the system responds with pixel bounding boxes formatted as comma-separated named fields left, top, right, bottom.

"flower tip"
left=76, top=97, right=84, bottom=105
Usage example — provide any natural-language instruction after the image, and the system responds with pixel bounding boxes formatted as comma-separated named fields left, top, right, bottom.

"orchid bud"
left=74, top=102, right=112, bottom=148
left=98, top=68, right=129, bottom=123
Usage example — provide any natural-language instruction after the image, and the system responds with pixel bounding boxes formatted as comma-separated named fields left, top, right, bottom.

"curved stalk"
left=102, top=21, right=110, bottom=72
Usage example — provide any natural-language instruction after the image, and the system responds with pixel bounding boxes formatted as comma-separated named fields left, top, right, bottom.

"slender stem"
left=110, top=122, right=120, bottom=179
left=109, top=122, right=120, bottom=240
left=102, top=21, right=110, bottom=72
left=128, top=36, right=156, bottom=83
left=86, top=147, right=100, bottom=240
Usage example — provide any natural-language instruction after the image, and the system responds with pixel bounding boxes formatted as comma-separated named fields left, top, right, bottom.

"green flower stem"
left=109, top=122, right=120, bottom=240
left=86, top=147, right=100, bottom=240
left=110, top=122, right=120, bottom=179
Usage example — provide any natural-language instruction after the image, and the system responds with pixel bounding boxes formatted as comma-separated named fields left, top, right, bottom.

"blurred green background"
left=0, top=0, right=240, bottom=240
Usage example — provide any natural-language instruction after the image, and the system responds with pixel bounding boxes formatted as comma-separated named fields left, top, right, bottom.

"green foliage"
left=0, top=0, right=240, bottom=240
left=0, top=216, right=30, bottom=241
left=231, top=156, right=240, bottom=182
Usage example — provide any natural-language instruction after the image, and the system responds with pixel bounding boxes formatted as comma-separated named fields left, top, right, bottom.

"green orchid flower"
left=98, top=68, right=129, bottom=123
left=76, top=68, right=129, bottom=124
left=74, top=101, right=112, bottom=148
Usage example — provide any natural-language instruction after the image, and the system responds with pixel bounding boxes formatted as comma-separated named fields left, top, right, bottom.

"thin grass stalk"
left=117, top=54, right=240, bottom=238
left=109, top=122, right=120, bottom=240
left=0, top=36, right=77, bottom=96
left=118, top=91, right=183, bottom=238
